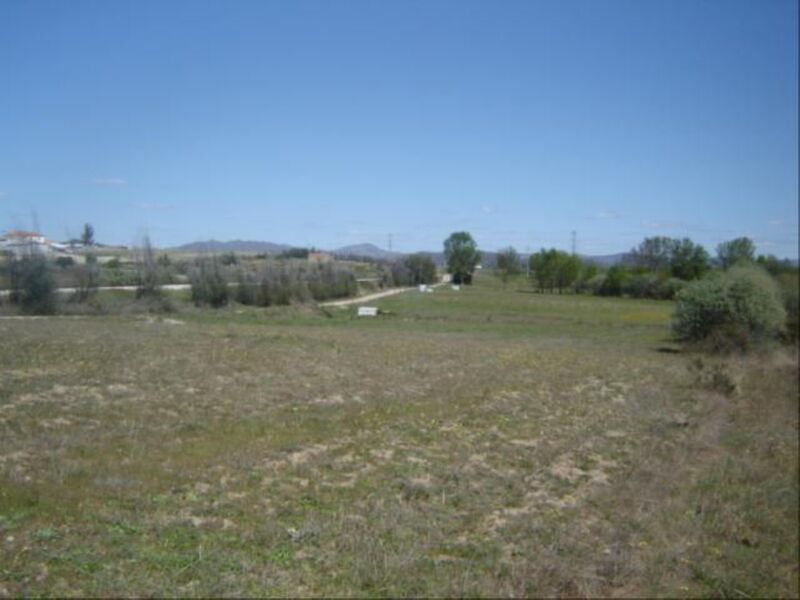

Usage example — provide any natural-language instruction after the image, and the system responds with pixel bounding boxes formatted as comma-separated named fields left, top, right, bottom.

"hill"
left=173, top=240, right=291, bottom=253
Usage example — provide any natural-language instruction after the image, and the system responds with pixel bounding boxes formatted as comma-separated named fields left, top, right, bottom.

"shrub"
left=776, top=272, right=799, bottom=343
left=673, top=265, right=786, bottom=351
left=71, top=259, right=100, bottom=302
left=623, top=274, right=686, bottom=300
left=189, top=257, right=229, bottom=307
left=8, top=255, right=57, bottom=314
left=55, top=256, right=75, bottom=269
left=135, top=237, right=162, bottom=298
left=598, top=265, right=630, bottom=296
left=220, top=251, right=239, bottom=266
left=234, top=261, right=357, bottom=307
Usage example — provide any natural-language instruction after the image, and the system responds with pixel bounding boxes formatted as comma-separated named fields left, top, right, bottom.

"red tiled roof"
left=4, top=230, right=44, bottom=238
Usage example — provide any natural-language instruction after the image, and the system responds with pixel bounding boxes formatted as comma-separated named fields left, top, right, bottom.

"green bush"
left=673, top=265, right=786, bottom=351
left=622, top=274, right=685, bottom=300
left=55, top=256, right=75, bottom=269
left=776, top=272, right=799, bottom=343
left=235, top=261, right=357, bottom=307
left=9, top=255, right=57, bottom=314
left=598, top=265, right=630, bottom=296
left=189, top=257, right=229, bottom=307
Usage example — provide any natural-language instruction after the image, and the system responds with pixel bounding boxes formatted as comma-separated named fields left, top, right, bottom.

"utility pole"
left=571, top=230, right=577, bottom=256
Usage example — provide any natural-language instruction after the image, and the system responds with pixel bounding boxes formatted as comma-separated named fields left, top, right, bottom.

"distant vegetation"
left=1, top=230, right=797, bottom=352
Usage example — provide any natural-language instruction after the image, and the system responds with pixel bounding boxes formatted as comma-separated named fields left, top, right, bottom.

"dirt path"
left=319, top=283, right=445, bottom=308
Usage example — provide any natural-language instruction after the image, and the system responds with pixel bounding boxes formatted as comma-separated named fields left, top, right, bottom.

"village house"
left=0, top=230, right=73, bottom=257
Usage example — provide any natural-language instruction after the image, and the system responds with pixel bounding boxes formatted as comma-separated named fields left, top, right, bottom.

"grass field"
left=1, top=274, right=797, bottom=597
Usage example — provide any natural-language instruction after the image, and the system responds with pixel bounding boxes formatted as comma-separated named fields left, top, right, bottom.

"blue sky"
left=1, top=0, right=797, bottom=256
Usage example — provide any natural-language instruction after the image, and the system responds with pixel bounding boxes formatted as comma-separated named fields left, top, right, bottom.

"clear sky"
left=1, top=0, right=797, bottom=257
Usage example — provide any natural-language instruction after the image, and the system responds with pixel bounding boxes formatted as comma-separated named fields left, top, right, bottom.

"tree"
left=494, top=247, right=521, bottom=288
left=756, top=254, right=797, bottom=277
left=670, top=238, right=710, bottom=280
left=81, top=223, right=95, bottom=247
left=528, top=249, right=581, bottom=293
left=599, top=265, right=630, bottom=296
left=554, top=253, right=581, bottom=293
left=629, top=236, right=710, bottom=280
left=444, top=232, right=481, bottom=285
left=403, top=254, right=437, bottom=285
left=628, top=236, right=675, bottom=272
left=529, top=249, right=555, bottom=292
left=717, top=237, right=755, bottom=268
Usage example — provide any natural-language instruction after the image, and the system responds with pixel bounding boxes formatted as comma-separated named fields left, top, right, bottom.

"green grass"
left=0, top=273, right=796, bottom=597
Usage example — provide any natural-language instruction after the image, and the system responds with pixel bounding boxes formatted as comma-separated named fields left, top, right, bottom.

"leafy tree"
left=444, top=232, right=481, bottom=285
left=528, top=249, right=580, bottom=293
left=81, top=223, right=95, bottom=246
left=717, top=237, right=755, bottom=268
left=598, top=265, right=630, bottom=296
left=628, top=236, right=674, bottom=272
left=670, top=238, right=710, bottom=280
left=629, top=236, right=710, bottom=280
left=554, top=253, right=581, bottom=292
left=529, top=249, right=557, bottom=292
left=495, top=247, right=521, bottom=288
left=756, top=254, right=797, bottom=277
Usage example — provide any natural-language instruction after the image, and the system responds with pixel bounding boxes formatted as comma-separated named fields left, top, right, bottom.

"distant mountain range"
left=172, top=239, right=630, bottom=266
left=174, top=239, right=291, bottom=253
left=332, top=243, right=403, bottom=261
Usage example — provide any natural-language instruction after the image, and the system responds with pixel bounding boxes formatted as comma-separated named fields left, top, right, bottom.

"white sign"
left=418, top=284, right=428, bottom=292
left=451, top=285, right=460, bottom=291
left=357, top=306, right=378, bottom=317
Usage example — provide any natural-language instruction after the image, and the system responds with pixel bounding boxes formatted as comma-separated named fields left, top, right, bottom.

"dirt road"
left=319, top=283, right=444, bottom=308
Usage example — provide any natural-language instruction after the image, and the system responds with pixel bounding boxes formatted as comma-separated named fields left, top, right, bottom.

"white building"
left=0, top=230, right=72, bottom=257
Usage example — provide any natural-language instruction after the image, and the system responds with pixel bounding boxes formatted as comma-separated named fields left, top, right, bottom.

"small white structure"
left=441, top=274, right=452, bottom=283
left=418, top=284, right=427, bottom=292
left=357, top=306, right=378, bottom=317
left=451, top=285, right=460, bottom=291
left=0, top=230, right=73, bottom=257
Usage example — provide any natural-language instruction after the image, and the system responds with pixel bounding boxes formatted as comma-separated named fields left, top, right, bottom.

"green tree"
left=444, top=232, right=481, bottom=285
left=629, top=236, right=675, bottom=272
left=494, top=247, right=521, bottom=288
left=599, top=265, right=630, bottom=296
left=528, top=249, right=579, bottom=293
left=717, top=237, right=755, bottom=268
left=529, top=249, right=556, bottom=292
left=756, top=254, right=797, bottom=277
left=81, top=223, right=95, bottom=246
left=554, top=253, right=581, bottom=293
left=403, top=254, right=437, bottom=285
left=670, top=238, right=710, bottom=280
